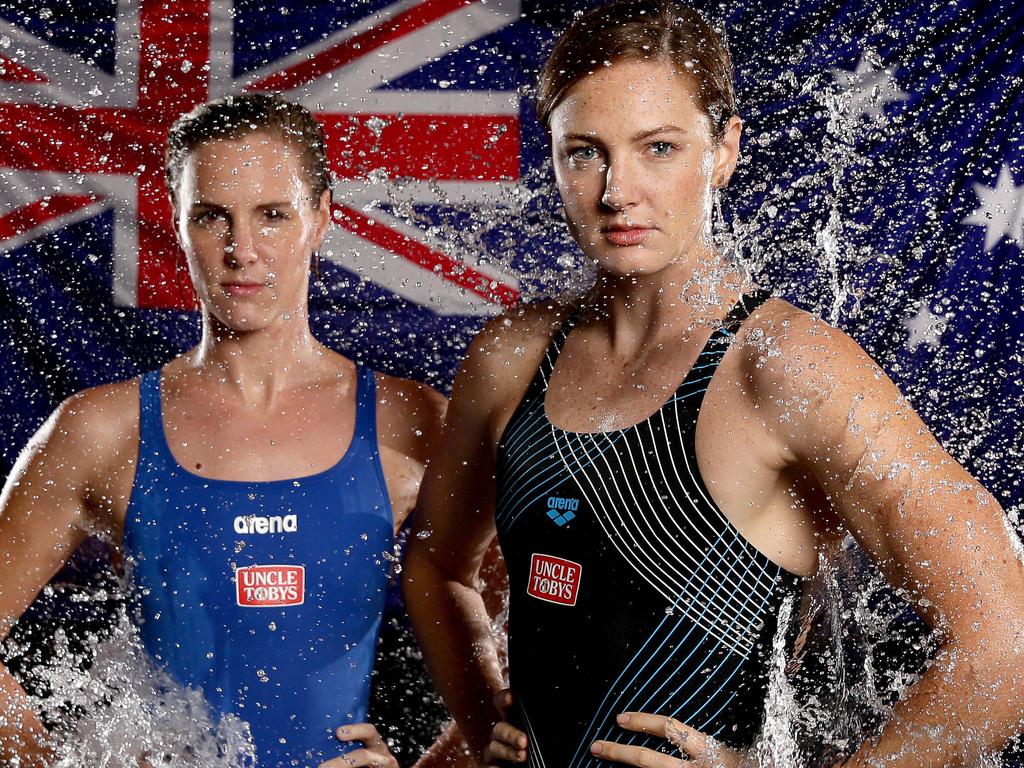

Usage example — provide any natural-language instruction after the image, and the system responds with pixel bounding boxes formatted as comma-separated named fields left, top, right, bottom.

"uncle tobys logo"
left=236, top=565, right=305, bottom=607
left=527, top=553, right=582, bottom=606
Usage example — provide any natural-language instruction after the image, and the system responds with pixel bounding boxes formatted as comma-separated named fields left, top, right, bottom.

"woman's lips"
left=602, top=227, right=653, bottom=246
left=221, top=282, right=265, bottom=296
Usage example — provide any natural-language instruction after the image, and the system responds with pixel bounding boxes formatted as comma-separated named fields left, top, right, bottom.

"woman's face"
left=173, top=132, right=330, bottom=333
left=549, top=58, right=741, bottom=278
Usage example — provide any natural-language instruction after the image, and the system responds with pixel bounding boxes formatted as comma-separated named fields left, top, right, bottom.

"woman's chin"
left=588, top=249, right=676, bottom=279
left=206, top=306, right=279, bottom=335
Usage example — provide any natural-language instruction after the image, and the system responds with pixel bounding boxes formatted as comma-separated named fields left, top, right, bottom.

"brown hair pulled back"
left=165, top=92, right=332, bottom=207
left=537, top=0, right=736, bottom=140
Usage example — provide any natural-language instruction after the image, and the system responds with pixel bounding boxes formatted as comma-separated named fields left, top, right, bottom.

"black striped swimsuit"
left=495, top=292, right=802, bottom=767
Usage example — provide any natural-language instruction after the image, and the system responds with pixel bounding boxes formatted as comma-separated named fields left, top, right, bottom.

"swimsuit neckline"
left=146, top=366, right=366, bottom=487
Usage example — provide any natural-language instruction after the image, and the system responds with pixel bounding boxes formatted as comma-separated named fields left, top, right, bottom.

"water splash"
left=5, top=585, right=255, bottom=768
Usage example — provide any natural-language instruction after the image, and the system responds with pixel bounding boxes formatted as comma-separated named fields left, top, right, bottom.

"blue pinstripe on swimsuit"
left=495, top=292, right=801, bottom=768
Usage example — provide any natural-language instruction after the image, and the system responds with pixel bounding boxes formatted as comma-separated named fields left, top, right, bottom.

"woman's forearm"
left=412, top=720, right=474, bottom=768
left=0, top=662, right=53, bottom=767
left=402, top=548, right=506, bottom=760
left=841, top=636, right=1024, bottom=768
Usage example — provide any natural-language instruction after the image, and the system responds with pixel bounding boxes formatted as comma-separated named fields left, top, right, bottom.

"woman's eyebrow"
left=562, top=132, right=600, bottom=143
left=632, top=125, right=688, bottom=141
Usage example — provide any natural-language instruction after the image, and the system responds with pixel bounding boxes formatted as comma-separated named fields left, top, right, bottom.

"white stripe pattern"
left=500, top=326, right=781, bottom=656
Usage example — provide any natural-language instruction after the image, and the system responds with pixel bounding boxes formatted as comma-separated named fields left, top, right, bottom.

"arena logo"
left=233, top=514, right=298, bottom=535
left=545, top=495, right=579, bottom=526
left=527, top=553, right=582, bottom=607
left=236, top=565, right=305, bottom=607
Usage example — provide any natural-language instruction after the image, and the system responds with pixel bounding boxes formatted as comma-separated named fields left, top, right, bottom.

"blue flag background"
left=1, top=0, right=1020, bottom=519
left=0, top=0, right=1022, bottom=761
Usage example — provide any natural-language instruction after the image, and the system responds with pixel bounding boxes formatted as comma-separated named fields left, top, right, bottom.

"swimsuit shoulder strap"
left=536, top=306, right=585, bottom=389
left=137, top=370, right=166, bottom=459
left=720, top=289, right=772, bottom=336
left=676, top=289, right=774, bottom=395
left=353, top=364, right=379, bottom=447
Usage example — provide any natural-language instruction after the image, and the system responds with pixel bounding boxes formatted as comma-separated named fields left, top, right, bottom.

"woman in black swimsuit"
left=403, top=3, right=1024, bottom=767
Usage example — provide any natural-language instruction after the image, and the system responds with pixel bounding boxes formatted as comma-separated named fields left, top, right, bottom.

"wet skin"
left=403, top=59, right=1024, bottom=768
left=0, top=133, right=445, bottom=768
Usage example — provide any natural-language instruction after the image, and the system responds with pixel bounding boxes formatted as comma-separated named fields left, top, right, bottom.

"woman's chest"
left=163, top=394, right=357, bottom=482
left=543, top=342, right=705, bottom=433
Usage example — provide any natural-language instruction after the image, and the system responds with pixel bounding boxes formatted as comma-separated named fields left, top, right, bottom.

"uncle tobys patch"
left=236, top=565, right=305, bottom=607
left=527, top=553, right=581, bottom=606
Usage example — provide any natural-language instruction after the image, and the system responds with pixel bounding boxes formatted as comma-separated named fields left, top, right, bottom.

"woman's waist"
left=508, top=624, right=774, bottom=757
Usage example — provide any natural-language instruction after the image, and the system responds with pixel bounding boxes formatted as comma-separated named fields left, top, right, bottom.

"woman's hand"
left=319, top=723, right=399, bottom=768
left=482, top=689, right=528, bottom=766
left=591, top=712, right=743, bottom=768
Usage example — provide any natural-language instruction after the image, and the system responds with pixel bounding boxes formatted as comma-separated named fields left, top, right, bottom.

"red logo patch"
left=236, top=565, right=305, bottom=607
left=527, top=554, right=582, bottom=606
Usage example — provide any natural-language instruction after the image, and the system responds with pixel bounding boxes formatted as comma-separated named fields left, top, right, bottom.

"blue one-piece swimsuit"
left=123, top=366, right=393, bottom=767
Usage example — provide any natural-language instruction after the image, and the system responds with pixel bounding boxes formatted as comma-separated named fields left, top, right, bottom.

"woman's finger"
left=483, top=739, right=527, bottom=764
left=590, top=740, right=681, bottom=768
left=493, top=687, right=515, bottom=712
left=319, top=747, right=398, bottom=768
left=335, top=723, right=386, bottom=748
left=492, top=720, right=528, bottom=749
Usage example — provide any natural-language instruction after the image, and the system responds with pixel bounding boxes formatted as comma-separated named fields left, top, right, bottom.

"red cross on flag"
left=0, top=0, right=523, bottom=316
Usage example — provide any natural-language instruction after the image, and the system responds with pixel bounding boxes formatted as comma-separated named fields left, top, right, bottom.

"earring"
left=312, top=250, right=321, bottom=281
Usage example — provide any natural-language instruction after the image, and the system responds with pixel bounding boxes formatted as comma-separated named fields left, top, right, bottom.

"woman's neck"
left=188, top=311, right=329, bottom=406
left=588, top=251, right=747, bottom=356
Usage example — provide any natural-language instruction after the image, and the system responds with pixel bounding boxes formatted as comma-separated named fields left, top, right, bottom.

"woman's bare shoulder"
left=48, top=378, right=142, bottom=457
left=734, top=297, right=915, bottom=463
left=375, top=373, right=447, bottom=462
left=3, top=378, right=142, bottom=532
left=445, top=299, right=579, bottom=444
left=736, top=297, right=880, bottom=393
left=467, top=300, right=577, bottom=376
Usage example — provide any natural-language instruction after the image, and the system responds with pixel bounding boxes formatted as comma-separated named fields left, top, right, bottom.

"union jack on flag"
left=0, top=0, right=522, bottom=315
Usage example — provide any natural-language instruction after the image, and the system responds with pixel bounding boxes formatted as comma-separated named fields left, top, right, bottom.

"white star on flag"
left=903, top=303, right=948, bottom=351
left=831, top=52, right=909, bottom=121
left=962, top=164, right=1024, bottom=251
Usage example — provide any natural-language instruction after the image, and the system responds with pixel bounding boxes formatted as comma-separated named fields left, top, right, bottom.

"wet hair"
left=536, top=0, right=736, bottom=140
left=165, top=92, right=332, bottom=207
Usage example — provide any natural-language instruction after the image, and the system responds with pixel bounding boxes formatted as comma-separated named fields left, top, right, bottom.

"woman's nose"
left=225, top=224, right=258, bottom=266
left=600, top=161, right=638, bottom=212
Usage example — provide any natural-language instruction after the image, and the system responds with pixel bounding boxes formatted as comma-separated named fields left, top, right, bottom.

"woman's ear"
left=169, top=193, right=186, bottom=250
left=312, top=188, right=332, bottom=250
left=712, top=116, right=743, bottom=188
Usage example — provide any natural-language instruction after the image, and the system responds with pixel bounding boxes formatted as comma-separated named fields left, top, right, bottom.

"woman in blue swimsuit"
left=0, top=93, right=446, bottom=767
left=403, top=2, right=1024, bottom=767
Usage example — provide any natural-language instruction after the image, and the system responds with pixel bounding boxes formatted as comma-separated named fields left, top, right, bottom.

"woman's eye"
left=568, top=146, right=599, bottom=162
left=264, top=209, right=289, bottom=222
left=191, top=210, right=224, bottom=226
left=649, top=141, right=675, bottom=157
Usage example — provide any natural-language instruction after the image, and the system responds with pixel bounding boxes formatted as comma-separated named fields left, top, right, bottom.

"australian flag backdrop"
left=0, top=0, right=1022, bottom=758
left=2, top=0, right=1022, bottom=510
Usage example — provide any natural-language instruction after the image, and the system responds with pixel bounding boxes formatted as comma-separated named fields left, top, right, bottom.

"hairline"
left=167, top=125, right=326, bottom=209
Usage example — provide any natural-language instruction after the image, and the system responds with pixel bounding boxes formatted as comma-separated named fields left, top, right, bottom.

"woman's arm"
left=591, top=303, right=1024, bottom=768
left=751, top=307, right=1024, bottom=766
left=402, top=319, right=533, bottom=761
left=376, top=374, right=449, bottom=533
left=0, top=385, right=135, bottom=766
